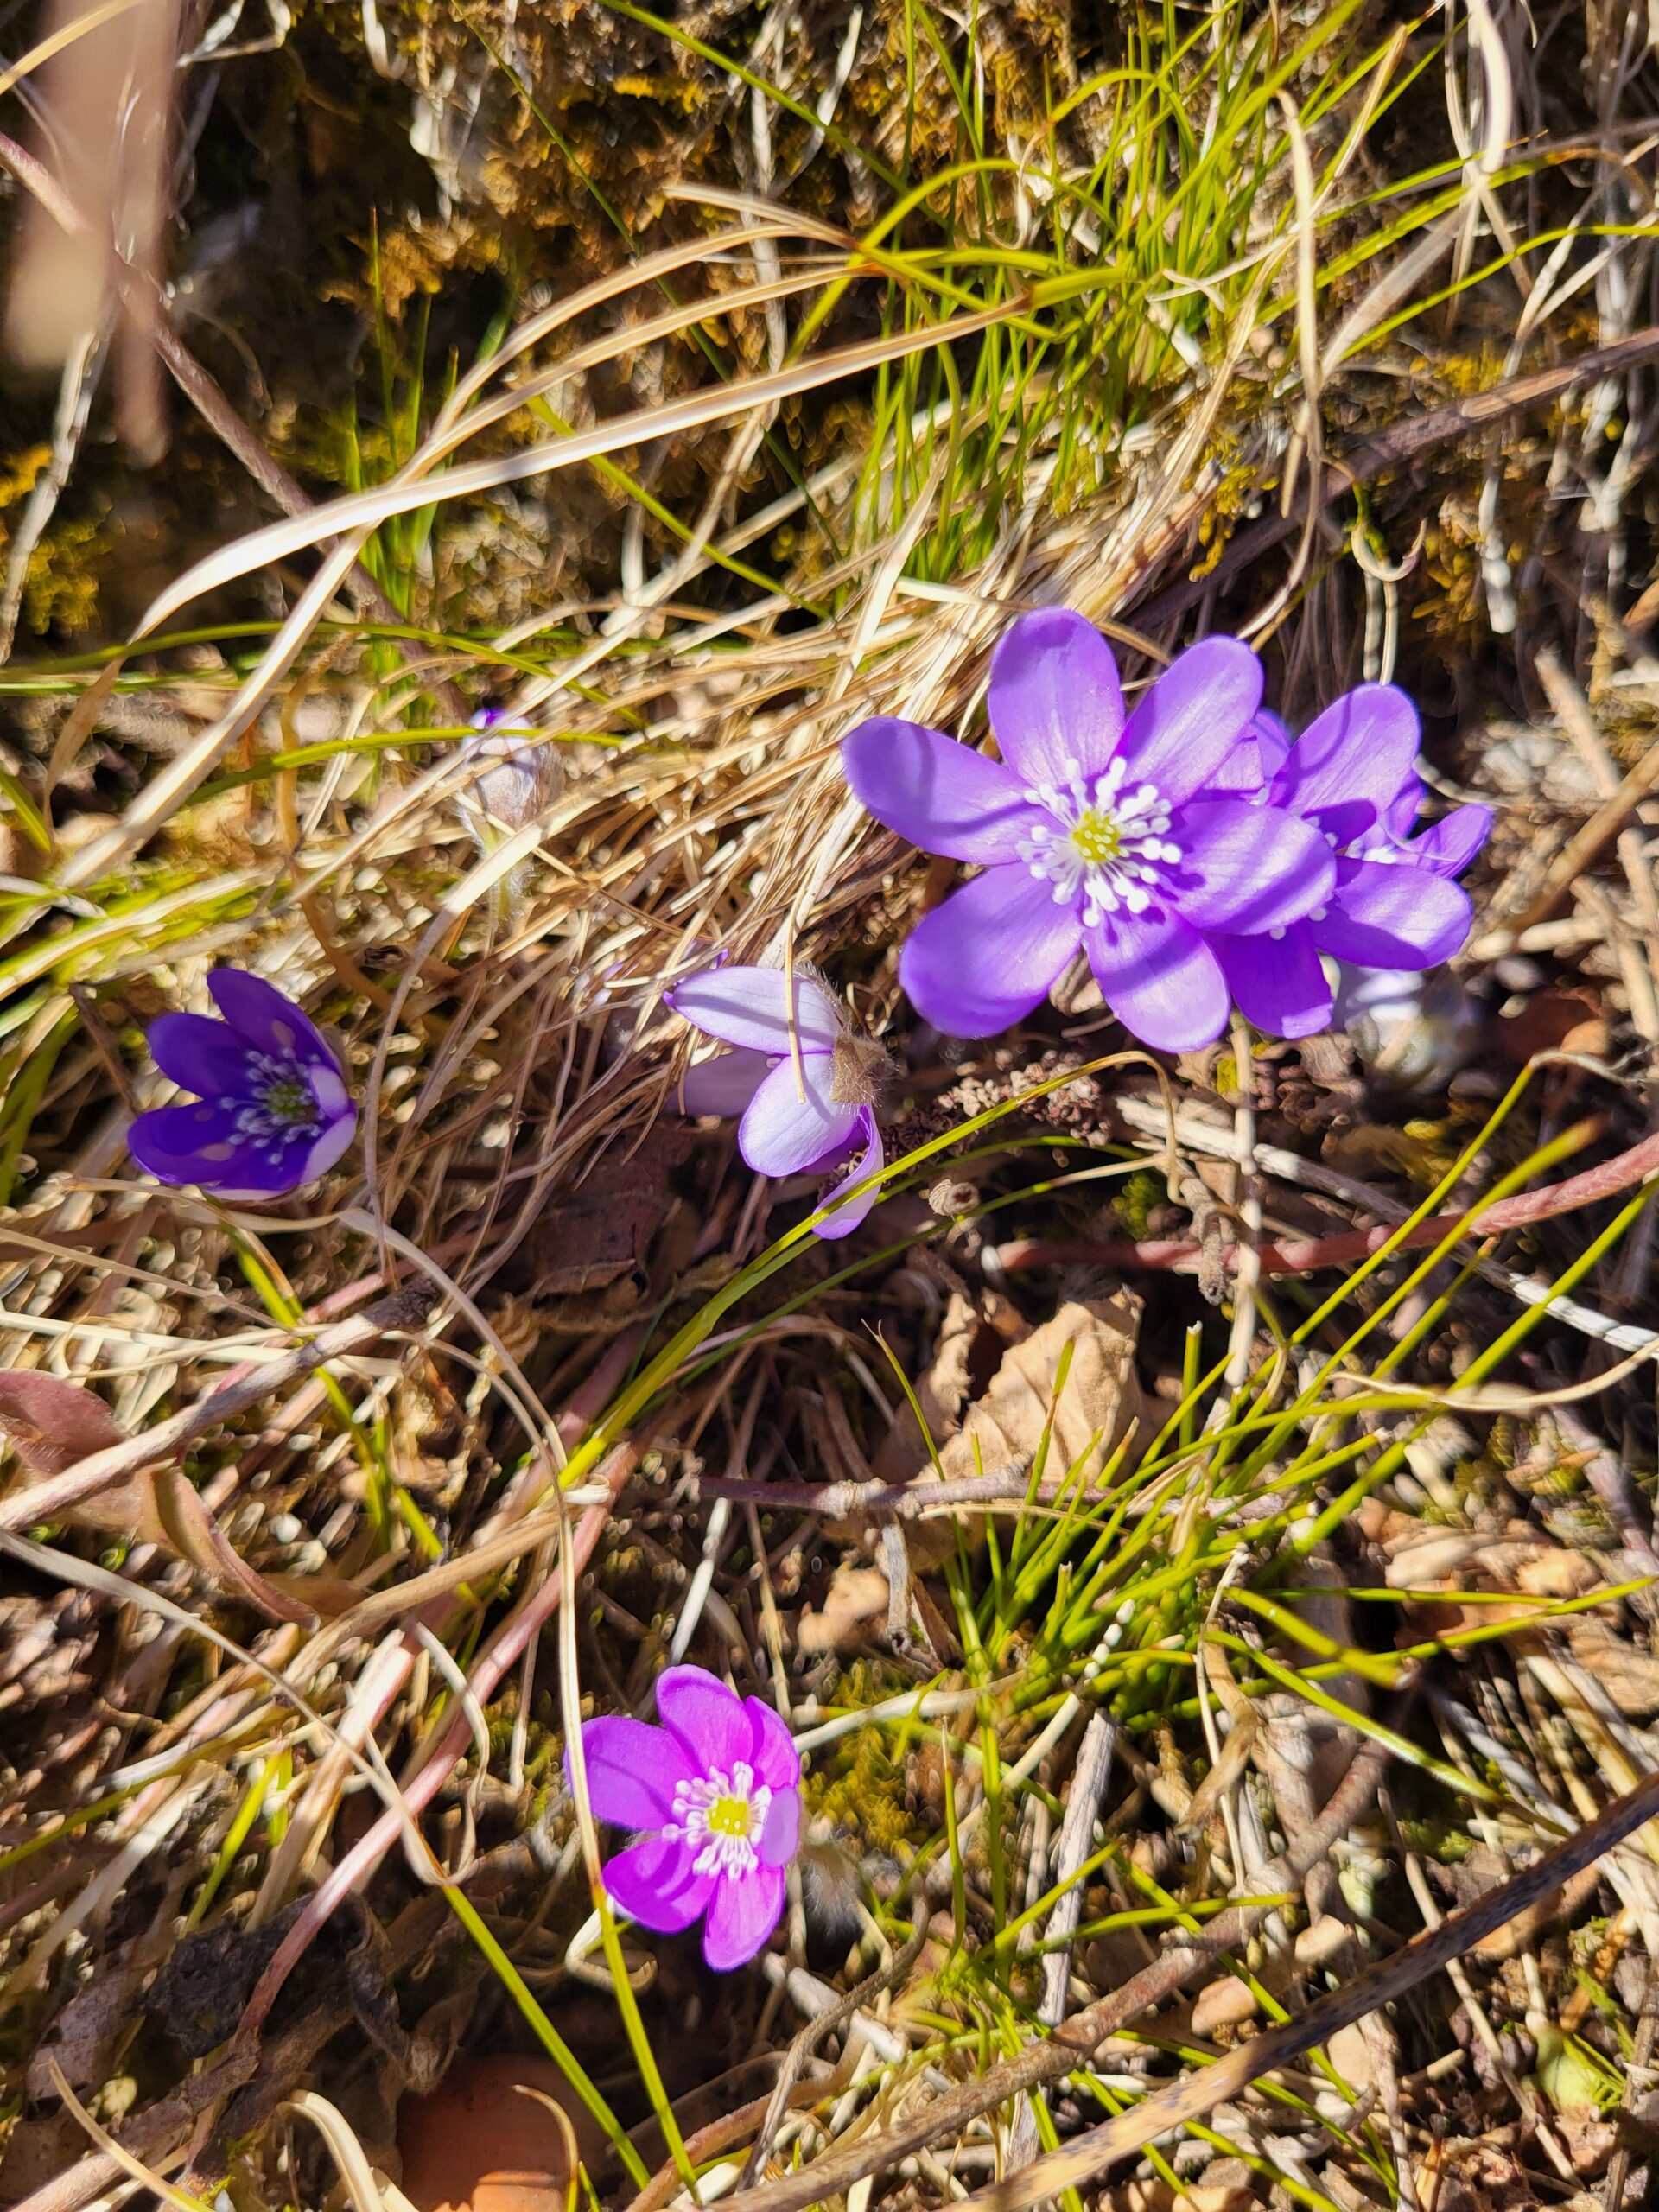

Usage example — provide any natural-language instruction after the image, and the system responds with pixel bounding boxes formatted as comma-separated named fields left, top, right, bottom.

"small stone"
left=1191, top=1975, right=1260, bottom=2037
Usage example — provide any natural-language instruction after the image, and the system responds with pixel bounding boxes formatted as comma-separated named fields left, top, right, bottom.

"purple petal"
left=603, top=1834, right=718, bottom=1935
left=207, top=969, right=337, bottom=1070
left=1273, top=685, right=1421, bottom=826
left=1114, top=638, right=1264, bottom=804
left=899, top=864, right=1081, bottom=1038
left=986, top=610, right=1125, bottom=787
left=702, top=1866, right=785, bottom=1970
left=1214, top=925, right=1332, bottom=1039
left=666, top=966, right=842, bottom=1056
left=1210, top=709, right=1292, bottom=796
left=1408, top=804, right=1492, bottom=879
left=129, top=1100, right=260, bottom=1186
left=573, top=1717, right=694, bottom=1829
left=745, top=1699, right=802, bottom=1793
left=1171, top=800, right=1335, bottom=933
left=758, top=1787, right=801, bottom=1870
left=147, top=1014, right=262, bottom=1099
left=1381, top=776, right=1424, bottom=842
left=656, top=1666, right=753, bottom=1775
left=290, top=1103, right=358, bottom=1186
left=842, top=718, right=1042, bottom=863
left=814, top=1109, right=883, bottom=1240
left=739, top=1060, right=858, bottom=1179
left=1084, top=907, right=1230, bottom=1052
left=1314, top=860, right=1472, bottom=969
left=679, top=1047, right=773, bottom=1119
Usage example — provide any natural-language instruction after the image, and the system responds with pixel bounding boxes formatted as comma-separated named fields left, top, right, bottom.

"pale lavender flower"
left=129, top=969, right=357, bottom=1199
left=1207, top=688, right=1493, bottom=1038
left=665, top=965, right=888, bottom=1240
left=840, top=609, right=1335, bottom=1052
left=572, top=1665, right=801, bottom=1971
left=461, top=706, right=556, bottom=832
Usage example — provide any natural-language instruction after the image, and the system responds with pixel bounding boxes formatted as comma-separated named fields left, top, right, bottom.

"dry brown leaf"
left=1561, top=1617, right=1659, bottom=1714
left=796, top=1565, right=891, bottom=1654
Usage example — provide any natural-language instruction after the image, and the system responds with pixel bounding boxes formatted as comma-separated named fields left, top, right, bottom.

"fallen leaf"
left=797, top=1565, right=891, bottom=1654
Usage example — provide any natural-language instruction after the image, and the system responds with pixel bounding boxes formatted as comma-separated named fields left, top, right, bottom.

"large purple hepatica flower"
left=840, top=610, right=1335, bottom=1053
left=573, top=1665, right=802, bottom=1971
left=1208, top=686, right=1493, bottom=1039
left=129, top=969, right=357, bottom=1200
left=665, top=965, right=888, bottom=1239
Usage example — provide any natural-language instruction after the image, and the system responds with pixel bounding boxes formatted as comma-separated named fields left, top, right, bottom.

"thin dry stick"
left=0, top=1281, right=435, bottom=1532
left=945, top=1760, right=1659, bottom=2212
left=709, top=1740, right=1391, bottom=2212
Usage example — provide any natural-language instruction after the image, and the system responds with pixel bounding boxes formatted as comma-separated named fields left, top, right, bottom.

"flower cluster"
left=840, top=607, right=1490, bottom=1053
left=572, top=1664, right=802, bottom=1971
left=128, top=969, right=356, bottom=1201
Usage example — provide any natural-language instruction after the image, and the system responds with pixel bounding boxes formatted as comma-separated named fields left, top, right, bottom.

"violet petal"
left=814, top=1109, right=883, bottom=1240
left=1274, top=684, right=1421, bottom=823
left=1315, top=860, right=1472, bottom=969
left=147, top=1014, right=264, bottom=1099
left=575, top=1716, right=694, bottom=1830
left=679, top=1047, right=773, bottom=1119
left=1114, top=637, right=1263, bottom=804
left=758, top=1787, right=801, bottom=1870
left=842, top=717, right=1043, bottom=863
left=739, top=1060, right=858, bottom=1179
left=128, top=1100, right=259, bottom=1185
left=290, top=1105, right=359, bottom=1187
left=745, top=1698, right=801, bottom=1793
left=603, top=1834, right=718, bottom=1935
left=1211, top=709, right=1292, bottom=795
left=702, top=1865, right=786, bottom=1970
left=656, top=1665, right=753, bottom=1775
left=987, top=609, right=1125, bottom=787
left=1408, top=804, right=1492, bottom=880
left=1172, top=799, right=1335, bottom=933
left=1084, top=907, right=1230, bottom=1052
left=208, top=969, right=337, bottom=1070
left=666, top=966, right=842, bottom=1056
left=1214, top=925, right=1332, bottom=1039
left=898, top=863, right=1082, bottom=1038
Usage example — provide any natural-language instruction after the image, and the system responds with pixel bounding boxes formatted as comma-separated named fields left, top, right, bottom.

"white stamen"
left=665, top=1760, right=772, bottom=1878
left=1015, top=757, right=1180, bottom=924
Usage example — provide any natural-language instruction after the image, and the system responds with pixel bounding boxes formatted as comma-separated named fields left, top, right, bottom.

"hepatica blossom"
left=841, top=609, right=1336, bottom=1052
left=128, top=969, right=357, bottom=1199
left=1206, top=690, right=1493, bottom=1038
left=574, top=1665, right=801, bottom=1971
left=664, top=964, right=889, bottom=1238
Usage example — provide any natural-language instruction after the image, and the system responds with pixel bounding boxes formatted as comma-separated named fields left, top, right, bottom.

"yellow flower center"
left=706, top=1794, right=753, bottom=1839
left=1069, top=807, right=1123, bottom=867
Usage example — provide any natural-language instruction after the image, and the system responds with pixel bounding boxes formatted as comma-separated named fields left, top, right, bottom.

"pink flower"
left=570, top=1666, right=802, bottom=1971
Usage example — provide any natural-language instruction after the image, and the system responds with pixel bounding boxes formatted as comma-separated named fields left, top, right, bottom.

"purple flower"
left=1207, top=689, right=1493, bottom=1039
left=461, top=707, right=556, bottom=831
left=572, top=1665, right=802, bottom=1971
left=664, top=965, right=888, bottom=1240
left=839, top=610, right=1336, bottom=1053
left=129, top=969, right=358, bottom=1199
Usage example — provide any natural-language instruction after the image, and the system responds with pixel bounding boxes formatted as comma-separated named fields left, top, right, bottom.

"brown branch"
left=1129, top=323, right=1659, bottom=631
left=949, top=1758, right=1659, bottom=2212
left=713, top=1739, right=1390, bottom=2212
left=993, top=1120, right=1659, bottom=1281
left=0, top=1282, right=435, bottom=1533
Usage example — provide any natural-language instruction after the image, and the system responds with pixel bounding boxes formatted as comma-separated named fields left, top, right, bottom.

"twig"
left=711, top=1739, right=1391, bottom=2212
left=944, top=1756, right=1659, bottom=2212
left=696, top=1454, right=1035, bottom=1518
left=0, top=1281, right=435, bottom=1532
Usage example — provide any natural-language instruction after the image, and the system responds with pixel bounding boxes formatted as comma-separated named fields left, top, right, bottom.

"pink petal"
left=678, top=1047, right=773, bottom=1119
left=666, top=966, right=842, bottom=1056
left=1172, top=799, right=1334, bottom=933
left=739, top=1060, right=857, bottom=1179
left=655, top=1665, right=753, bottom=1774
left=842, top=718, right=1042, bottom=863
left=603, top=1835, right=717, bottom=1934
left=1274, top=684, right=1420, bottom=823
left=1084, top=907, right=1230, bottom=1052
left=1214, top=925, right=1332, bottom=1039
left=758, top=1788, right=801, bottom=1870
left=702, top=1866, right=786, bottom=1970
left=745, top=1698, right=801, bottom=1794
left=814, top=1110, right=883, bottom=1240
left=1114, top=638, right=1263, bottom=804
left=899, top=864, right=1081, bottom=1038
left=574, top=1717, right=694, bottom=1829
left=986, top=610, right=1125, bottom=787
